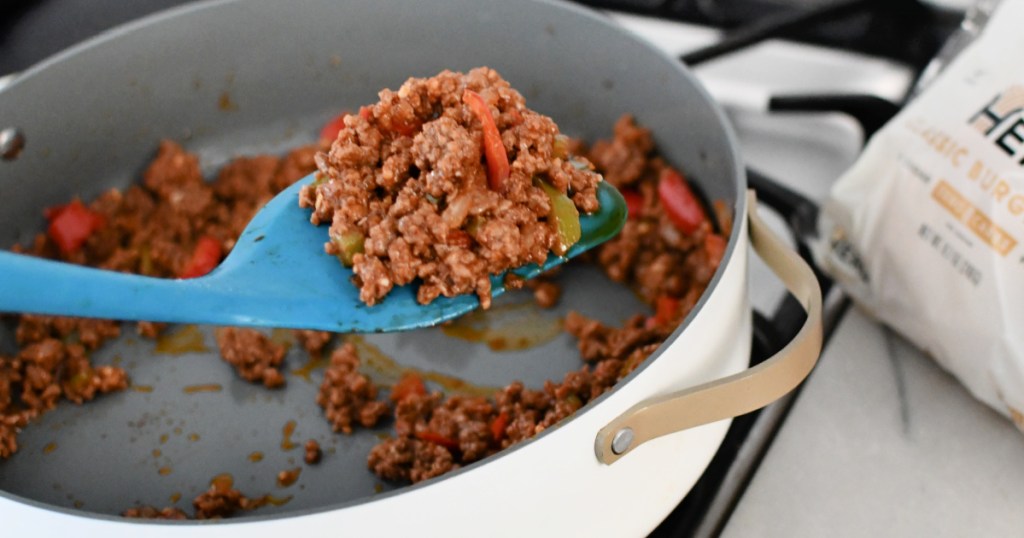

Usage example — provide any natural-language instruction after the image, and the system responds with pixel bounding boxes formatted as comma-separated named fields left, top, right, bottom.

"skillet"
left=0, top=0, right=821, bottom=535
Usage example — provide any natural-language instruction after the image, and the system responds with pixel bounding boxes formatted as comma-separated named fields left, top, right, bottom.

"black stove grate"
left=571, top=0, right=961, bottom=71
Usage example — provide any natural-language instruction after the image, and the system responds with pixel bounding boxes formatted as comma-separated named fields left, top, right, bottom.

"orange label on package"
left=932, top=180, right=1017, bottom=256
left=932, top=180, right=972, bottom=219
left=966, top=210, right=1016, bottom=255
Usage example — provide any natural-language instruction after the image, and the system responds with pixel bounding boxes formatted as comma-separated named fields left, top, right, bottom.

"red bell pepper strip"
left=46, top=199, right=105, bottom=255
left=179, top=236, right=223, bottom=279
left=319, top=112, right=349, bottom=142
left=390, top=372, right=427, bottom=402
left=462, top=89, right=509, bottom=191
left=621, top=188, right=644, bottom=220
left=705, top=233, right=726, bottom=268
left=389, top=116, right=420, bottom=137
left=414, top=429, right=459, bottom=450
left=653, top=295, right=680, bottom=326
left=657, top=169, right=705, bottom=234
left=446, top=230, right=473, bottom=248
left=490, top=411, right=509, bottom=443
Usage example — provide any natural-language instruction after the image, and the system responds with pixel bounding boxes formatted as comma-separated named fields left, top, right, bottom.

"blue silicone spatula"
left=0, top=174, right=626, bottom=333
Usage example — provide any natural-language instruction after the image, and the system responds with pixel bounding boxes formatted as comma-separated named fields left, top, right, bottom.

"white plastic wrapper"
left=817, top=0, right=1024, bottom=427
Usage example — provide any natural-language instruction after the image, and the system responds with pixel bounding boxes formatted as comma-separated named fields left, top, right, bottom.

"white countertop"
left=723, top=306, right=1024, bottom=536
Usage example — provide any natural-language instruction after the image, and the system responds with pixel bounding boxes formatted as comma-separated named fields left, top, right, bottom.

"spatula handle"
left=0, top=250, right=226, bottom=324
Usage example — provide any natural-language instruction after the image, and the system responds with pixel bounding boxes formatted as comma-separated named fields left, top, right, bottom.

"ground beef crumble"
left=293, top=330, right=333, bottom=357
left=0, top=413, right=28, bottom=460
left=590, top=116, right=722, bottom=306
left=0, top=331, right=128, bottom=459
left=2, top=142, right=319, bottom=461
left=367, top=436, right=457, bottom=484
left=304, top=439, right=322, bottom=465
left=316, top=343, right=390, bottom=434
left=123, top=474, right=274, bottom=520
left=136, top=321, right=168, bottom=339
left=276, top=467, right=302, bottom=488
left=301, top=67, right=602, bottom=309
left=191, top=486, right=247, bottom=519
left=215, top=328, right=287, bottom=389
left=122, top=506, right=189, bottom=520
left=16, top=315, right=121, bottom=350
left=526, top=278, right=561, bottom=309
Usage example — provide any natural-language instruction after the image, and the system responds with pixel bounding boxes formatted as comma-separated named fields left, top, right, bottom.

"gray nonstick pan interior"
left=0, top=0, right=740, bottom=518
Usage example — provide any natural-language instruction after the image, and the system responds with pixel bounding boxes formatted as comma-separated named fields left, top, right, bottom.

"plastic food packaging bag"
left=816, top=0, right=1024, bottom=426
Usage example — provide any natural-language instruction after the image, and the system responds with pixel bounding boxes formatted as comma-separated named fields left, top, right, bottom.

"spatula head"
left=211, top=173, right=626, bottom=332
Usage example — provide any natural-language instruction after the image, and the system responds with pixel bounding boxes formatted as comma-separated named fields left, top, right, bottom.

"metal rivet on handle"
left=611, top=427, right=634, bottom=455
left=0, top=127, right=25, bottom=161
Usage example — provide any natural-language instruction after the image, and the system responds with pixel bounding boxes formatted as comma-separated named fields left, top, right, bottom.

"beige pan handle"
left=594, top=190, right=823, bottom=464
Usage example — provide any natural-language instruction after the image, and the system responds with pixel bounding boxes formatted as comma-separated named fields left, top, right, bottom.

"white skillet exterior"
left=4, top=219, right=751, bottom=538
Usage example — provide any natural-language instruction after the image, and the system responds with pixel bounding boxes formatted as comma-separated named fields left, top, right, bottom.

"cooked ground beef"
left=0, top=333, right=128, bottom=458
left=136, top=321, right=168, bottom=339
left=506, top=267, right=563, bottom=308
left=192, top=481, right=250, bottom=520
left=367, top=436, right=457, bottom=484
left=293, top=330, right=333, bottom=356
left=366, top=356, right=634, bottom=485
left=124, top=474, right=269, bottom=520
left=564, top=312, right=671, bottom=363
left=215, top=328, right=287, bottom=389
left=4, top=96, right=724, bottom=510
left=0, top=414, right=28, bottom=460
left=362, top=114, right=725, bottom=485
left=10, top=139, right=316, bottom=278
left=588, top=114, right=655, bottom=189
left=60, top=345, right=130, bottom=405
left=526, top=278, right=561, bottom=309
left=1, top=142, right=319, bottom=461
left=276, top=467, right=302, bottom=487
left=392, top=392, right=440, bottom=438
left=304, top=439, right=322, bottom=465
left=591, top=116, right=723, bottom=305
left=122, top=506, right=189, bottom=520
left=316, top=343, right=390, bottom=434
left=493, top=381, right=551, bottom=447
left=15, top=315, right=122, bottom=351
left=300, top=67, right=602, bottom=309
left=417, top=395, right=496, bottom=463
